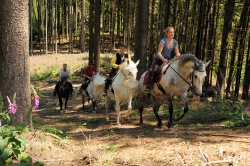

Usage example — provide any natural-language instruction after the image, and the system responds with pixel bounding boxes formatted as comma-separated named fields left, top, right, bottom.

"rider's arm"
left=84, top=68, right=91, bottom=79
left=174, top=44, right=181, bottom=57
left=110, top=54, right=119, bottom=69
left=157, top=43, right=168, bottom=63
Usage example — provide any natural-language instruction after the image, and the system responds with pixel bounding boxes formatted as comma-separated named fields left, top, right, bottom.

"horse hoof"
left=60, top=110, right=64, bottom=113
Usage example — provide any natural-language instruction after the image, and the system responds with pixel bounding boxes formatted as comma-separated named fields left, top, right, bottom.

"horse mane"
left=119, top=58, right=137, bottom=70
left=173, top=54, right=203, bottom=71
left=92, top=72, right=105, bottom=86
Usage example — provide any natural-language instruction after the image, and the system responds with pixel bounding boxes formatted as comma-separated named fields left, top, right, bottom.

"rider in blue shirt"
left=145, top=26, right=181, bottom=93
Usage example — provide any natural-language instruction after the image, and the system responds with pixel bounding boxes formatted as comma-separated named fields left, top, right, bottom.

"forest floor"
left=26, top=53, right=250, bottom=166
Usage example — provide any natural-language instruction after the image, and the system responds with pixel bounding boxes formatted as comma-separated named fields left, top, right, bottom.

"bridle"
left=168, top=65, right=206, bottom=92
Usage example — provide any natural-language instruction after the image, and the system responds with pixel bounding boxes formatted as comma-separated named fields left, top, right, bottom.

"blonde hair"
left=164, top=26, right=175, bottom=38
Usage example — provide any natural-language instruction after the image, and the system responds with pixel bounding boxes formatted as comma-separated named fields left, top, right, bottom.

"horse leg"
left=114, top=96, right=121, bottom=125
left=173, top=99, right=189, bottom=121
left=139, top=104, right=144, bottom=126
left=125, top=94, right=132, bottom=121
left=167, top=99, right=174, bottom=129
left=65, top=97, right=68, bottom=112
left=82, top=93, right=85, bottom=110
left=92, top=99, right=97, bottom=110
left=105, top=96, right=111, bottom=121
left=59, top=97, right=63, bottom=113
left=153, top=104, right=162, bottom=127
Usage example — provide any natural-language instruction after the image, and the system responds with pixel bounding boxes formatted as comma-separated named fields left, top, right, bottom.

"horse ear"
left=194, top=61, right=199, bottom=67
left=135, top=60, right=140, bottom=67
left=205, top=60, right=211, bottom=67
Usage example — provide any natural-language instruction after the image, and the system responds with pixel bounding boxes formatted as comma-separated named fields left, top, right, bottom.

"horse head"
left=192, top=60, right=211, bottom=96
left=60, top=76, right=68, bottom=90
left=119, top=59, right=140, bottom=80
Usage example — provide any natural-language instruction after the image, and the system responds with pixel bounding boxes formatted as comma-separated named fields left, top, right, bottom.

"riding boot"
left=145, top=70, right=155, bottom=93
left=78, top=83, right=85, bottom=94
left=103, top=78, right=111, bottom=96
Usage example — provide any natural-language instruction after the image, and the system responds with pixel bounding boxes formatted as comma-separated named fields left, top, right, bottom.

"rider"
left=145, top=26, right=181, bottom=93
left=78, top=61, right=96, bottom=94
left=103, top=43, right=131, bottom=96
left=54, top=63, right=73, bottom=96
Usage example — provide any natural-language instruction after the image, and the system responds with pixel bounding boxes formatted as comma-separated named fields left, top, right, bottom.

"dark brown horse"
left=56, top=77, right=73, bottom=113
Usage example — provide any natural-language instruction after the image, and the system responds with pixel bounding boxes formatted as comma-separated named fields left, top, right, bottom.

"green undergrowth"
left=148, top=100, right=250, bottom=128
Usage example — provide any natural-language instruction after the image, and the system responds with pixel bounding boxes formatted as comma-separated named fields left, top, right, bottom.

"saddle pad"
left=143, top=65, right=165, bottom=85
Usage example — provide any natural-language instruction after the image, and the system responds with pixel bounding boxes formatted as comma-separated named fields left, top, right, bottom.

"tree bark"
left=88, top=0, right=95, bottom=62
left=242, top=35, right=250, bottom=100
left=134, top=0, right=149, bottom=79
left=94, top=0, right=101, bottom=71
left=216, top=0, right=235, bottom=99
left=0, top=0, right=31, bottom=126
left=234, top=1, right=249, bottom=98
left=80, top=0, right=85, bottom=52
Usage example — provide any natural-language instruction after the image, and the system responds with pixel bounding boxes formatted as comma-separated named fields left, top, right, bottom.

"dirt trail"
left=31, top=81, right=250, bottom=166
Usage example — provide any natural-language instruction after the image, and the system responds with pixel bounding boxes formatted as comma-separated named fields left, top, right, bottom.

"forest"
left=0, top=0, right=250, bottom=165
left=29, top=0, right=250, bottom=100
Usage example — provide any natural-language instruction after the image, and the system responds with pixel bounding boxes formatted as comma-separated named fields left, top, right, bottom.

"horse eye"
left=194, top=75, right=198, bottom=78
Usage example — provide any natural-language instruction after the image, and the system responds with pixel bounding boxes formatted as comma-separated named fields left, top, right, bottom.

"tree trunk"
left=94, top=0, right=101, bottom=71
left=195, top=0, right=204, bottom=59
left=29, top=0, right=33, bottom=55
left=216, top=0, right=235, bottom=99
left=80, top=0, right=85, bottom=52
left=0, top=0, right=31, bottom=126
left=110, top=0, right=116, bottom=50
left=234, top=2, right=249, bottom=98
left=148, top=0, right=156, bottom=68
left=134, top=0, right=149, bottom=79
left=88, top=0, right=95, bottom=62
left=46, top=0, right=48, bottom=54
left=242, top=35, right=250, bottom=100
left=69, top=0, right=73, bottom=53
left=38, top=0, right=42, bottom=52
left=164, top=0, right=171, bottom=27
left=55, top=0, right=58, bottom=54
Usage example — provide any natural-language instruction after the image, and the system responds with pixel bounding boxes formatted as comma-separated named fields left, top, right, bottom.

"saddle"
left=143, top=64, right=166, bottom=85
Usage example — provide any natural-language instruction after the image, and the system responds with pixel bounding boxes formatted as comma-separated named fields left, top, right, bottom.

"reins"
left=157, top=62, right=206, bottom=95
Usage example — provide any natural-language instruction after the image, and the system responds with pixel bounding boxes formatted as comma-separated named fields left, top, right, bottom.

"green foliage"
left=59, top=115, right=71, bottom=122
left=0, top=94, right=44, bottom=165
left=38, top=126, right=68, bottom=139
left=0, top=126, right=44, bottom=165
left=102, top=144, right=120, bottom=153
left=86, top=118, right=101, bottom=124
left=31, top=71, right=59, bottom=82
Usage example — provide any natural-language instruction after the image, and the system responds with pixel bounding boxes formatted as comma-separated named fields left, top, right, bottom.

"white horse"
left=72, top=73, right=105, bottom=110
left=138, top=54, right=210, bottom=128
left=104, top=59, right=140, bottom=125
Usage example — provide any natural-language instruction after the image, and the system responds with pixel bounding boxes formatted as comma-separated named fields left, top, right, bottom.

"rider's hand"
left=163, top=58, right=168, bottom=64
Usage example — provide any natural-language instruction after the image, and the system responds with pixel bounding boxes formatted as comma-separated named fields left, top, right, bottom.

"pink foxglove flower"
left=31, top=85, right=39, bottom=110
left=33, top=94, right=39, bottom=110
left=7, top=95, right=17, bottom=115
